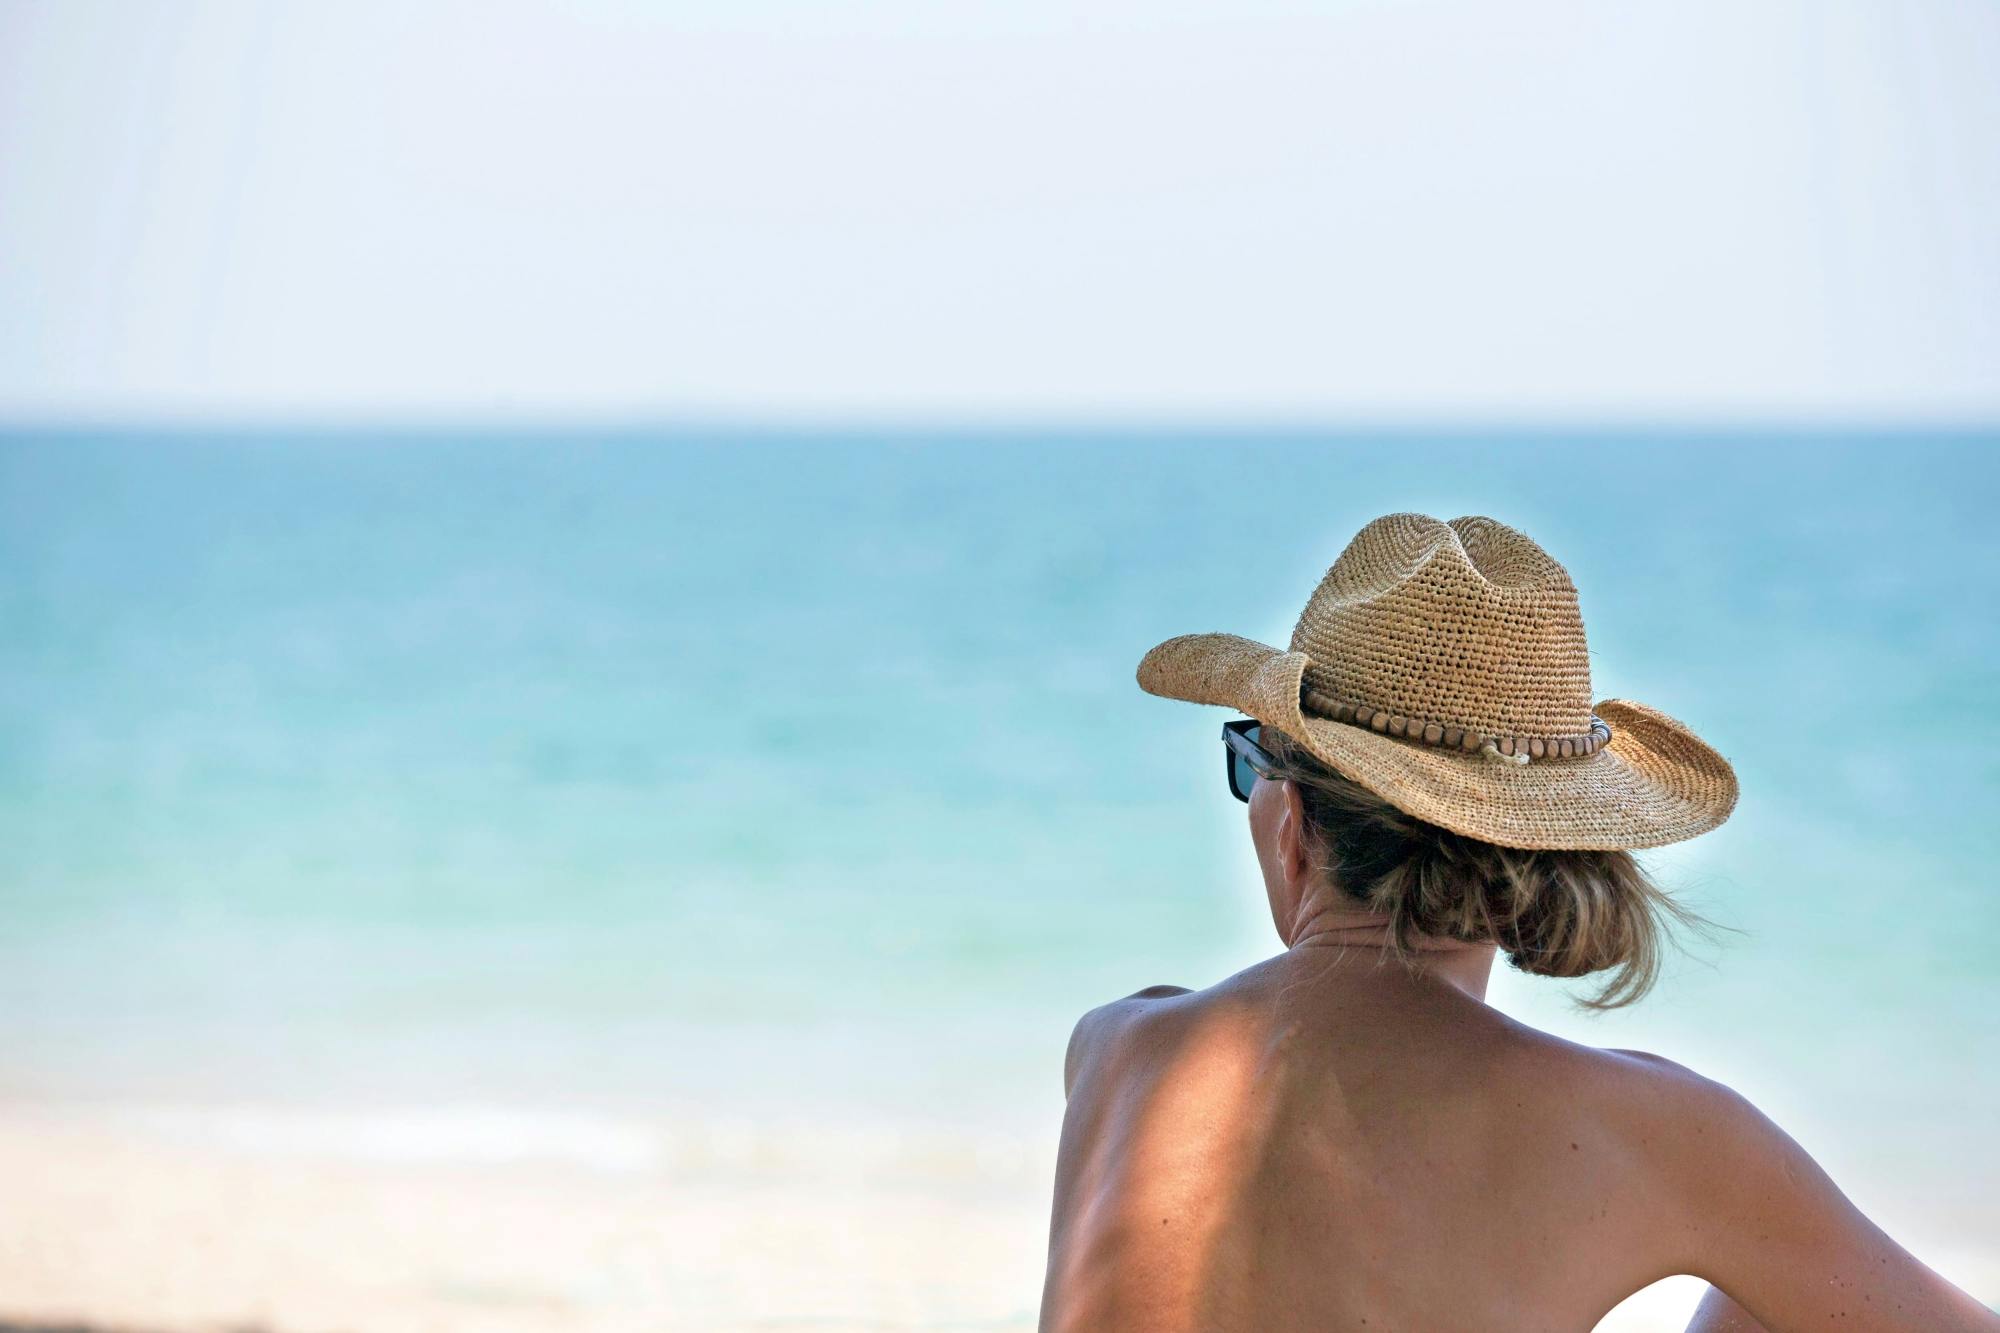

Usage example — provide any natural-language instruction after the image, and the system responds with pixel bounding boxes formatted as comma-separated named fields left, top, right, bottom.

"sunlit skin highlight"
left=1038, top=774, right=1999, bottom=1332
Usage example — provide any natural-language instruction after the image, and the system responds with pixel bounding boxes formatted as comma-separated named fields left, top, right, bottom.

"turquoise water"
left=1, top=431, right=1996, bottom=1210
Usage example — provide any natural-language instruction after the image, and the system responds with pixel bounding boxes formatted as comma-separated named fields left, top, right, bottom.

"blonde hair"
left=1262, top=727, right=1713, bottom=1009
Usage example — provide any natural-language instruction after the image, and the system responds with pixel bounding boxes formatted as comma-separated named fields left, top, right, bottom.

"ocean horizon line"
left=3, top=413, right=1998, bottom=442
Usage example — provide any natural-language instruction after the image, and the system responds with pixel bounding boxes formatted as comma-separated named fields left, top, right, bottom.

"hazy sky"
left=2, top=0, right=1995, bottom=422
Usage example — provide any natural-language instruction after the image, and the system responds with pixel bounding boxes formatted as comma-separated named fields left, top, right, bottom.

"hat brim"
left=1137, top=632, right=1738, bottom=851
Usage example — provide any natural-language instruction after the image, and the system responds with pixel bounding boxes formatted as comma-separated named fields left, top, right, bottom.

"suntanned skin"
left=1039, top=775, right=1997, bottom=1333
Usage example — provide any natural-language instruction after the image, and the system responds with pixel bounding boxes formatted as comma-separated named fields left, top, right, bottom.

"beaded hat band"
left=1135, top=513, right=1738, bottom=851
left=1300, top=685, right=1611, bottom=767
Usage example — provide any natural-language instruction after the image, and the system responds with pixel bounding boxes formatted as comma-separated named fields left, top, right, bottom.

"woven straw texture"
left=1136, top=514, right=1738, bottom=851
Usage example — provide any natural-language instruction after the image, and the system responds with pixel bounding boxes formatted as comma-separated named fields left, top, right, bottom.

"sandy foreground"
left=0, top=1104, right=1985, bottom=1333
left=0, top=1102, right=1051, bottom=1333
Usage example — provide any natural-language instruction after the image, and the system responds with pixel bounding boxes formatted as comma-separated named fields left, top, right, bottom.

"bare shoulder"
left=1569, top=1045, right=1810, bottom=1177
left=1489, top=1026, right=1744, bottom=1116
left=1509, top=1038, right=1805, bottom=1186
left=1062, top=983, right=1198, bottom=1097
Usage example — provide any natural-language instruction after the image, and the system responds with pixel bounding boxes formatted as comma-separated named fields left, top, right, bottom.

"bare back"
left=1039, top=948, right=1996, bottom=1332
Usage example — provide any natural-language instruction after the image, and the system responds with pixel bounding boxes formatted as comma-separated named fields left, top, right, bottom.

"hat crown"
left=1287, top=513, right=1593, bottom=738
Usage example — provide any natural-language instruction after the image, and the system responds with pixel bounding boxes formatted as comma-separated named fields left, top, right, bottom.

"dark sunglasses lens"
left=1232, top=751, right=1258, bottom=801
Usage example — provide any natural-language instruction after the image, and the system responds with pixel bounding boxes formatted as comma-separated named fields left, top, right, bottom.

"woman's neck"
left=1284, top=898, right=1500, bottom=1002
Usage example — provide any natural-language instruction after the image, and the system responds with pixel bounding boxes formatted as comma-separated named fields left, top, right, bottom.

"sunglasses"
left=1222, top=719, right=1279, bottom=803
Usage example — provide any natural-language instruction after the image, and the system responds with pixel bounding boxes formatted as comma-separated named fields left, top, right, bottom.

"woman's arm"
left=1663, top=1072, right=1998, bottom=1331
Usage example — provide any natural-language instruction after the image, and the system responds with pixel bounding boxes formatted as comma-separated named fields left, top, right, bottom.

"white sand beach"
left=17, top=1101, right=1987, bottom=1333
left=0, top=1102, right=1049, bottom=1333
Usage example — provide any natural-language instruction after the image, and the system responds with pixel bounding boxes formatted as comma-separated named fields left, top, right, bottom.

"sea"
left=2, top=429, right=1995, bottom=1323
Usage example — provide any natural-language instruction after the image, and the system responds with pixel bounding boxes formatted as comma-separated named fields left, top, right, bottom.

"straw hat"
left=1137, top=513, right=1737, bottom=850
